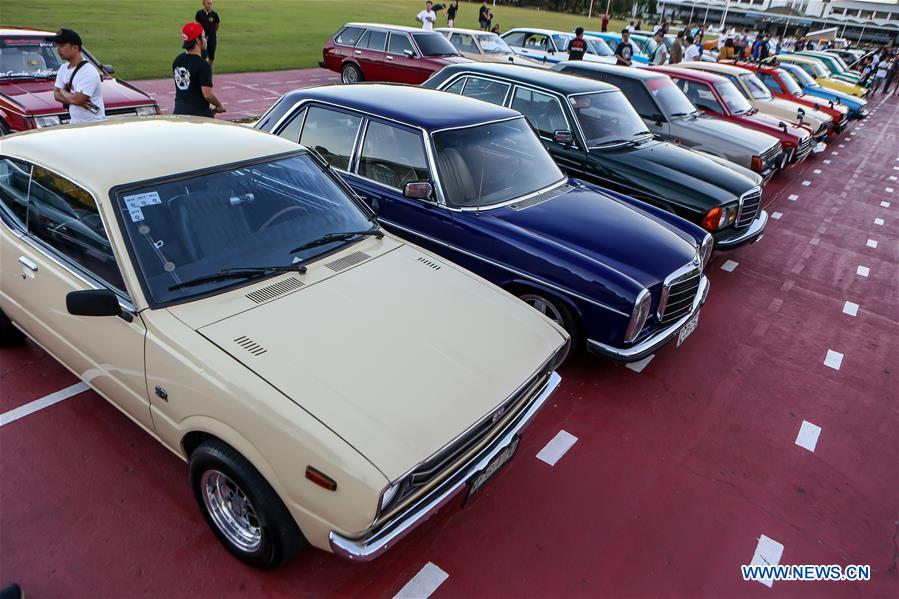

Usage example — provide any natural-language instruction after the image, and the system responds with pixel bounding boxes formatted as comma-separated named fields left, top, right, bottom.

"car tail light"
left=701, top=205, right=736, bottom=231
left=751, top=155, right=763, bottom=172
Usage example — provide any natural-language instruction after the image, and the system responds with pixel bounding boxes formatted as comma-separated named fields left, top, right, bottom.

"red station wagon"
left=0, top=27, right=158, bottom=134
left=321, top=23, right=470, bottom=85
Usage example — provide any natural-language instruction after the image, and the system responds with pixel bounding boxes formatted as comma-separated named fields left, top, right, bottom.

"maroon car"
left=0, top=27, right=158, bottom=134
left=321, top=23, right=470, bottom=84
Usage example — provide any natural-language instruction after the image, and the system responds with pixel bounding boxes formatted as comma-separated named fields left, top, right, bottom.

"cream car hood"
left=190, top=244, right=567, bottom=481
left=753, top=96, right=831, bottom=130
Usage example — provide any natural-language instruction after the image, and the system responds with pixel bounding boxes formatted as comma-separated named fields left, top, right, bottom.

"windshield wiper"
left=669, top=112, right=690, bottom=117
left=288, top=228, right=383, bottom=255
left=169, top=264, right=306, bottom=291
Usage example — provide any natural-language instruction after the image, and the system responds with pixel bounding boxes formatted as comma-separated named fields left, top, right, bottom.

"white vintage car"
left=0, top=119, right=569, bottom=567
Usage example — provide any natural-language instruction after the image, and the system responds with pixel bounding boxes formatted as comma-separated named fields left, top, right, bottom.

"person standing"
left=626, top=21, right=635, bottom=33
left=446, top=0, right=459, bottom=28
left=669, top=30, right=684, bottom=64
left=883, top=54, right=898, bottom=95
left=601, top=12, right=610, bottom=33
left=479, top=1, right=491, bottom=31
left=718, top=38, right=736, bottom=62
left=684, top=34, right=704, bottom=62
left=567, top=27, right=588, bottom=61
left=173, top=22, right=225, bottom=117
left=650, top=30, right=668, bottom=65
left=195, top=0, right=220, bottom=67
left=416, top=1, right=437, bottom=31
left=614, top=29, right=635, bottom=66
left=870, top=58, right=889, bottom=95
left=47, top=28, right=105, bottom=124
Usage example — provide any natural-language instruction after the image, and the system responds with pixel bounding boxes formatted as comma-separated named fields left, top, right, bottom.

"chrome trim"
left=624, top=288, right=651, bottom=344
left=329, top=370, right=562, bottom=561
left=735, top=185, right=762, bottom=226
left=17, top=256, right=38, bottom=271
left=589, top=275, right=709, bottom=362
left=657, top=258, right=701, bottom=320
left=715, top=209, right=768, bottom=250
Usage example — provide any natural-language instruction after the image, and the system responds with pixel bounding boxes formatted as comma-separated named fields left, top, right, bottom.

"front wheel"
left=341, top=63, right=363, bottom=84
left=0, top=309, right=24, bottom=346
left=189, top=439, right=306, bottom=568
left=518, top=291, right=582, bottom=351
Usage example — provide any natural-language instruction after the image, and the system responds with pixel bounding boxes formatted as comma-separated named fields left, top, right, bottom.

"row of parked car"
left=0, top=22, right=871, bottom=570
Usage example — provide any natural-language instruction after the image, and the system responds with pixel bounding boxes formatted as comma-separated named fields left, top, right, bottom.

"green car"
left=794, top=51, right=861, bottom=84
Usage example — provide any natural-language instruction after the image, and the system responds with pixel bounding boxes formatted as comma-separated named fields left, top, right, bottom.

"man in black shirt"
left=479, top=1, right=491, bottom=31
left=614, top=29, right=634, bottom=66
left=567, top=27, right=588, bottom=61
left=173, top=22, right=225, bottom=117
left=195, top=0, right=221, bottom=66
left=447, top=0, right=459, bottom=27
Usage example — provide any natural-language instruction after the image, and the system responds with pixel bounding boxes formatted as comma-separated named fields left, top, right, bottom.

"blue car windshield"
left=782, top=63, right=820, bottom=88
left=432, top=118, right=564, bottom=208
left=585, top=37, right=614, bottom=56
left=115, top=153, right=372, bottom=304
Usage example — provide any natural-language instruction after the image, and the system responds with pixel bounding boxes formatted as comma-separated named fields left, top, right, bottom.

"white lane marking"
left=824, top=349, right=843, bottom=370
left=0, top=382, right=90, bottom=427
left=536, top=430, right=578, bottom=466
left=394, top=563, right=449, bottom=599
left=823, top=159, right=831, bottom=164
left=749, top=535, right=785, bottom=588
left=881, top=201, right=891, bottom=208
left=831, top=151, right=839, bottom=155
left=801, top=180, right=811, bottom=186
left=838, top=144, right=845, bottom=148
left=866, top=239, right=878, bottom=248
left=887, top=187, right=895, bottom=193
left=890, top=176, right=897, bottom=181
left=874, top=217, right=884, bottom=226
left=843, top=301, right=859, bottom=316
left=813, top=169, right=822, bottom=174
left=795, top=420, right=822, bottom=452
left=237, top=99, right=256, bottom=104
left=788, top=194, right=799, bottom=201
left=626, top=355, right=654, bottom=373
left=857, top=265, right=870, bottom=277
left=771, top=211, right=783, bottom=220
left=721, top=260, right=739, bottom=272
left=894, top=166, right=899, bottom=171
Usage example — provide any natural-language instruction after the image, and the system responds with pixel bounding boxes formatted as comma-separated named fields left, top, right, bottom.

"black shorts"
left=202, top=37, right=217, bottom=60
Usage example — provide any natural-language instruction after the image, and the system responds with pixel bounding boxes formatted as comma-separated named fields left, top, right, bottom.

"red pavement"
left=1, top=91, right=897, bottom=598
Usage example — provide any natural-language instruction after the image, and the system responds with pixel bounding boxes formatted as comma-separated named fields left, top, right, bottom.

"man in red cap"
left=172, top=22, right=224, bottom=117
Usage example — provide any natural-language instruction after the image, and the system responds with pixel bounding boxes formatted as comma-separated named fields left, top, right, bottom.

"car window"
left=502, top=32, right=527, bottom=48
left=358, top=121, right=430, bottom=191
left=0, top=38, right=63, bottom=79
left=758, top=72, right=783, bottom=94
left=610, top=77, right=659, bottom=118
left=677, top=79, right=723, bottom=115
left=460, top=77, right=510, bottom=105
left=552, top=34, right=573, bottom=52
left=299, top=106, right=362, bottom=171
left=411, top=33, right=459, bottom=56
left=523, top=33, right=550, bottom=51
left=335, top=26, right=364, bottom=46
left=511, top=87, right=569, bottom=138
left=355, top=30, right=371, bottom=49
left=452, top=33, right=479, bottom=53
left=570, top=91, right=650, bottom=146
left=742, top=74, right=772, bottom=100
left=0, top=158, right=32, bottom=227
left=645, top=76, right=696, bottom=117
left=364, top=30, right=387, bottom=52
left=442, top=77, right=467, bottom=95
left=276, top=107, right=307, bottom=143
left=27, top=166, right=126, bottom=292
left=387, top=32, right=414, bottom=55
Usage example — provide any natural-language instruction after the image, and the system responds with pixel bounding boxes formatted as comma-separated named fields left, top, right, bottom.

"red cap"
left=181, top=22, right=204, bottom=43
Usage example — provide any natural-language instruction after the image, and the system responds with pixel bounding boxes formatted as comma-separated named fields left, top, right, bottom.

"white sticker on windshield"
left=123, top=191, right=162, bottom=209
left=127, top=206, right=145, bottom=222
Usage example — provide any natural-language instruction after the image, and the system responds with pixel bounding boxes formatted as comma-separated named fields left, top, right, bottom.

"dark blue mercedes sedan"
left=256, top=85, right=712, bottom=361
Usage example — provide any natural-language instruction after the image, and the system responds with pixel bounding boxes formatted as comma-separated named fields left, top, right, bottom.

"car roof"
left=279, top=84, right=520, bottom=130
left=776, top=54, right=819, bottom=64
left=436, top=62, right=618, bottom=94
left=343, top=23, right=428, bottom=33
left=503, top=28, right=572, bottom=37
left=555, top=61, right=665, bottom=81
left=436, top=27, right=495, bottom=36
left=648, top=65, right=730, bottom=84
left=680, top=62, right=751, bottom=76
left=2, top=118, right=300, bottom=193
left=0, top=27, right=55, bottom=37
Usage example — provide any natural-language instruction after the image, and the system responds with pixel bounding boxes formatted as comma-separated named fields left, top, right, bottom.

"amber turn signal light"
left=751, top=155, right=763, bottom=173
left=305, top=466, right=337, bottom=491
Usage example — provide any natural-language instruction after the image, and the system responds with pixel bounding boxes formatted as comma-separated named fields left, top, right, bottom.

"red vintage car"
left=320, top=23, right=470, bottom=84
left=0, top=27, right=158, bottom=134
left=724, top=60, right=849, bottom=134
left=649, top=65, right=814, bottom=165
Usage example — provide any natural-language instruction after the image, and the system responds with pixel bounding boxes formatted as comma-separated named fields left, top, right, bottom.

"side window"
left=724, top=74, right=749, bottom=97
left=358, top=121, right=430, bottom=191
left=453, top=33, right=478, bottom=53
left=335, top=26, right=364, bottom=46
left=387, top=33, right=414, bottom=55
left=365, top=30, right=387, bottom=52
left=524, top=34, right=549, bottom=51
left=681, top=81, right=723, bottom=115
left=0, top=158, right=32, bottom=227
left=276, top=107, right=307, bottom=143
left=613, top=78, right=659, bottom=118
left=27, top=167, right=126, bottom=291
left=511, top=87, right=569, bottom=137
left=299, top=107, right=362, bottom=171
left=355, top=30, right=371, bottom=49
left=502, top=32, right=526, bottom=48
left=759, top=72, right=783, bottom=94
left=460, top=77, right=510, bottom=105
left=442, top=77, right=467, bottom=95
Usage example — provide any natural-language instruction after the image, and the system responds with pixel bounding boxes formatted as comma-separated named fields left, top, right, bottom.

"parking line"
left=824, top=349, right=843, bottom=370
left=823, top=159, right=831, bottom=164
left=801, top=180, right=811, bottom=186
left=890, top=176, right=897, bottom=181
left=795, top=421, right=822, bottom=452
left=874, top=218, right=884, bottom=226
left=749, top=535, right=785, bottom=588
left=625, top=355, right=654, bottom=373
left=394, top=562, right=449, bottom=599
left=843, top=301, right=859, bottom=317
left=721, top=260, right=739, bottom=272
left=887, top=187, right=895, bottom=193
left=813, top=169, right=822, bottom=175
left=857, top=265, right=870, bottom=277
left=536, top=430, right=578, bottom=466
left=0, top=382, right=90, bottom=427
left=831, top=151, right=839, bottom=156
left=866, top=239, right=878, bottom=249
left=788, top=194, right=799, bottom=201
left=771, top=211, right=783, bottom=220
left=881, top=201, right=891, bottom=208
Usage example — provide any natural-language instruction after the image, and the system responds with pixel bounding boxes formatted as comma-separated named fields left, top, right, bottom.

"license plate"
left=466, top=436, right=520, bottom=501
left=677, top=310, right=700, bottom=347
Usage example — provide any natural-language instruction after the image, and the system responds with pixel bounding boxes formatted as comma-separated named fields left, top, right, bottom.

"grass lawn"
left=4, top=0, right=628, bottom=80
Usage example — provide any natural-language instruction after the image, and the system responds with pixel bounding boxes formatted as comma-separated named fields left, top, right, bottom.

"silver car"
left=552, top=62, right=785, bottom=182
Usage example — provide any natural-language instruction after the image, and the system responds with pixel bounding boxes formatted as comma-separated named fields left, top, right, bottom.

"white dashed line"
left=536, top=430, right=578, bottom=466
left=721, top=260, right=739, bottom=272
left=771, top=211, right=783, bottom=220
left=887, top=187, right=895, bottom=193
left=801, top=180, right=811, bottom=186
left=843, top=301, right=859, bottom=316
left=625, top=355, right=654, bottom=373
left=795, top=421, right=822, bottom=452
left=813, top=169, right=822, bottom=174
left=857, top=265, right=870, bottom=277
left=881, top=201, right=892, bottom=208
left=788, top=194, right=799, bottom=201
left=838, top=144, right=845, bottom=148
left=866, top=239, right=878, bottom=249
left=894, top=166, right=899, bottom=171
left=831, top=151, right=839, bottom=155
left=0, top=382, right=90, bottom=427
left=874, top=218, right=884, bottom=226
left=824, top=349, right=844, bottom=370
left=823, top=159, right=831, bottom=164
left=749, top=535, right=785, bottom=588
left=394, top=563, right=449, bottom=599
left=237, top=99, right=255, bottom=103
left=890, top=176, right=897, bottom=181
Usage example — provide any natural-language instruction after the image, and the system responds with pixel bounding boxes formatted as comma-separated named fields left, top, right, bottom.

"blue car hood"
left=488, top=184, right=698, bottom=288
left=803, top=86, right=865, bottom=110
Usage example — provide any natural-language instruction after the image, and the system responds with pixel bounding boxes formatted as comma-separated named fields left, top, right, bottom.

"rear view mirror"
left=552, top=130, right=574, bottom=145
left=403, top=181, right=433, bottom=200
left=404, top=49, right=416, bottom=58
left=66, top=289, right=124, bottom=319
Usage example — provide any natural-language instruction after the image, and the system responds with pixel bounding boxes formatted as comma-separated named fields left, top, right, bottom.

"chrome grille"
left=736, top=188, right=762, bottom=228
left=761, top=143, right=780, bottom=165
left=659, top=268, right=702, bottom=326
left=796, top=134, right=814, bottom=160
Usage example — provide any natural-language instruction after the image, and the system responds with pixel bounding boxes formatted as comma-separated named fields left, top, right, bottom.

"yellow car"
left=769, top=55, right=868, bottom=98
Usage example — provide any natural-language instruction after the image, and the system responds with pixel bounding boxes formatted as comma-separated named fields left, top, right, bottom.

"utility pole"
left=689, top=0, right=696, bottom=24
left=720, top=0, right=731, bottom=30
left=589, top=0, right=595, bottom=19
left=703, top=2, right=711, bottom=26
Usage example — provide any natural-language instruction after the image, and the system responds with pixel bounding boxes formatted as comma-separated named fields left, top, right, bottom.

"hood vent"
left=416, top=256, right=441, bottom=270
left=245, top=277, right=304, bottom=304
left=233, top=336, right=267, bottom=356
left=325, top=251, right=371, bottom=272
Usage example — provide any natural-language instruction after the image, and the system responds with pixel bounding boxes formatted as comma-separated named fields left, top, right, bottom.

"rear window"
left=411, top=33, right=460, bottom=57
left=335, top=26, right=364, bottom=46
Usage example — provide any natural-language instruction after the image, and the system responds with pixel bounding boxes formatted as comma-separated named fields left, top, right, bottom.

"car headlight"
left=379, top=480, right=402, bottom=514
left=624, top=289, right=651, bottom=344
left=701, top=204, right=737, bottom=231
left=135, top=105, right=159, bottom=116
left=700, top=234, right=714, bottom=270
left=34, top=115, right=62, bottom=128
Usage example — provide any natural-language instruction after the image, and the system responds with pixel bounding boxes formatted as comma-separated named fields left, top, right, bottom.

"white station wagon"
left=0, top=119, right=569, bottom=567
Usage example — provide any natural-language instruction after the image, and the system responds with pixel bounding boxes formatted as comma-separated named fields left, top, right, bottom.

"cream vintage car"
left=0, top=119, right=569, bottom=567
left=437, top=28, right=548, bottom=67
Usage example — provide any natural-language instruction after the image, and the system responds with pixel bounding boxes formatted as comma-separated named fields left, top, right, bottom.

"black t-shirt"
left=567, top=37, right=588, bottom=61
left=172, top=53, right=213, bottom=117
left=479, top=5, right=490, bottom=22
left=447, top=3, right=458, bottom=19
left=195, top=9, right=220, bottom=39
left=615, top=41, right=634, bottom=65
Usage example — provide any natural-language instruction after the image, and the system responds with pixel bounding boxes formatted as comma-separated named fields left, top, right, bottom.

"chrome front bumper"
left=715, top=209, right=769, bottom=250
left=587, top=275, right=710, bottom=362
left=328, top=370, right=562, bottom=561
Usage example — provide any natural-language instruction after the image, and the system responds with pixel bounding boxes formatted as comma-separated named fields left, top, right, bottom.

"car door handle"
left=386, top=55, right=393, bottom=60
left=355, top=50, right=362, bottom=55
left=18, top=256, right=38, bottom=272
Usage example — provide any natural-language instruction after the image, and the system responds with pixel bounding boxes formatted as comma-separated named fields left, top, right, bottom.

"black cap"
left=45, top=28, right=82, bottom=47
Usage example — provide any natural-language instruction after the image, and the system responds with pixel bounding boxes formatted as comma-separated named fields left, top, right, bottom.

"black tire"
left=0, top=309, right=25, bottom=346
left=340, top=62, right=363, bottom=84
left=515, top=290, right=582, bottom=352
left=189, top=439, right=306, bottom=568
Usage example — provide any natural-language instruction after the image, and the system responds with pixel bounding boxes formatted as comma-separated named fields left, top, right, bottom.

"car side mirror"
left=652, top=113, right=665, bottom=125
left=552, top=130, right=574, bottom=145
left=404, top=49, right=416, bottom=58
left=403, top=181, right=433, bottom=200
left=103, top=64, right=115, bottom=75
left=66, top=289, right=124, bottom=318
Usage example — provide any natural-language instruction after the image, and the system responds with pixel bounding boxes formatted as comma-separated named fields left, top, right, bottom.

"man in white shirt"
left=47, top=28, right=105, bottom=124
left=684, top=35, right=704, bottom=62
left=416, top=1, right=437, bottom=31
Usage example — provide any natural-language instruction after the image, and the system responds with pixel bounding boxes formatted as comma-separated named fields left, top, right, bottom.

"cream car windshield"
left=115, top=153, right=372, bottom=305
left=476, top=34, right=513, bottom=54
left=742, top=74, right=773, bottom=100
left=432, top=118, right=564, bottom=208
